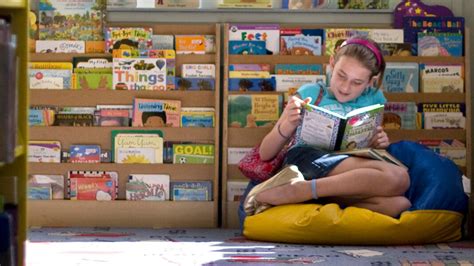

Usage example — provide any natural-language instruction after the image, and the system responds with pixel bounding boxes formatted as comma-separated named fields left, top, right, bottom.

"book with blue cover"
left=228, top=77, right=276, bottom=91
left=417, top=32, right=463, bottom=57
left=382, top=62, right=419, bottom=93
left=170, top=181, right=212, bottom=201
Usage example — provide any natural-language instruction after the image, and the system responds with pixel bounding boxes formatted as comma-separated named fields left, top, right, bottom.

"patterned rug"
left=27, top=227, right=474, bottom=265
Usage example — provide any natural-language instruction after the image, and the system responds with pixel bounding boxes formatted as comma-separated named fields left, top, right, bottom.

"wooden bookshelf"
left=221, top=23, right=471, bottom=229
left=27, top=23, right=221, bottom=228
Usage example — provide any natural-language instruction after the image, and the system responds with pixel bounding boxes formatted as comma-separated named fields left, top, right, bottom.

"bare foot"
left=255, top=179, right=312, bottom=206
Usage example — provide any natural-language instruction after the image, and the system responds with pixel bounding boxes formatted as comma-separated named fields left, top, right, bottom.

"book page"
left=298, top=109, right=341, bottom=150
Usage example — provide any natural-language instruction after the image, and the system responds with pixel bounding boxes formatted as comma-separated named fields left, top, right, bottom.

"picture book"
left=173, top=144, right=214, bottom=164
left=334, top=148, right=407, bottom=169
left=38, top=0, right=105, bottom=41
left=28, top=184, right=52, bottom=200
left=228, top=94, right=282, bottom=128
left=73, top=57, right=112, bottom=69
left=229, top=71, right=270, bottom=79
left=383, top=102, right=417, bottom=130
left=418, top=139, right=466, bottom=167
left=155, top=0, right=200, bottom=8
left=228, top=40, right=267, bottom=55
left=420, top=63, right=464, bottom=93
left=282, top=0, right=313, bottom=9
left=381, top=63, right=419, bottom=93
left=175, top=77, right=215, bottom=91
left=273, top=74, right=326, bottom=96
left=378, top=43, right=412, bottom=56
left=69, top=145, right=101, bottom=163
left=163, top=141, right=192, bottom=164
left=228, top=24, right=280, bottom=55
left=280, top=28, right=323, bottom=56
left=418, top=103, right=466, bottom=129
left=74, top=68, right=113, bottom=90
left=403, top=16, right=464, bottom=55
left=98, top=108, right=130, bottom=127
left=29, top=69, right=72, bottom=89
left=113, top=57, right=167, bottom=91
left=35, top=40, right=86, bottom=53
left=227, top=181, right=248, bottom=201
left=112, top=130, right=164, bottom=163
left=180, top=107, right=215, bottom=128
left=85, top=41, right=106, bottom=53
left=296, top=103, right=384, bottom=151
left=28, top=141, right=61, bottom=163
left=68, top=171, right=118, bottom=200
left=150, top=35, right=174, bottom=50
left=175, top=35, right=208, bottom=54
left=367, top=29, right=404, bottom=44
left=229, top=64, right=271, bottom=72
left=53, top=113, right=94, bottom=126
left=105, top=27, right=153, bottom=54
left=146, top=49, right=176, bottom=90
left=28, top=174, right=65, bottom=199
left=29, top=106, right=56, bottom=126
left=181, top=64, right=215, bottom=79
left=132, top=98, right=181, bottom=127
left=126, top=174, right=170, bottom=201
left=274, top=64, right=323, bottom=75
left=107, top=0, right=137, bottom=8
left=170, top=181, right=212, bottom=201
left=417, top=32, right=463, bottom=57
left=228, top=77, right=276, bottom=91
left=227, top=147, right=252, bottom=164
left=325, top=28, right=369, bottom=56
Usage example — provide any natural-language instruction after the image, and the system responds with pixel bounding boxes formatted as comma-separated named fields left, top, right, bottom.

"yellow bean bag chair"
left=243, top=142, right=467, bottom=245
left=244, top=203, right=463, bottom=245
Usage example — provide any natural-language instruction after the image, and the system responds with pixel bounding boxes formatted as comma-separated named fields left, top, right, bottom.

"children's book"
left=112, top=130, right=164, bottom=163
left=324, top=28, right=370, bottom=56
left=29, top=106, right=56, bottom=126
left=38, top=0, right=105, bottom=41
left=170, top=181, right=212, bottom=201
left=105, top=27, right=153, bottom=54
left=150, top=35, right=174, bottom=50
left=175, top=77, right=215, bottom=91
left=132, top=98, right=181, bottom=127
left=175, top=35, right=211, bottom=54
left=333, top=148, right=407, bottom=169
left=180, top=107, right=215, bottom=128
left=28, top=174, right=65, bottom=199
left=74, top=68, right=113, bottom=90
left=282, top=0, right=313, bottom=9
left=126, top=174, right=170, bottom=201
left=273, top=74, right=326, bottom=96
left=172, top=144, right=214, bottom=164
left=227, top=147, right=253, bottom=164
left=28, top=184, right=52, bottom=200
left=229, top=64, right=271, bottom=72
left=280, top=28, right=323, bottom=56
left=383, top=102, right=417, bottom=130
left=228, top=77, right=276, bottom=91
left=226, top=181, right=248, bottom=201
left=417, top=103, right=466, bottom=129
left=228, top=24, right=280, bottom=55
left=228, top=40, right=267, bottom=55
left=274, top=64, right=323, bottom=75
left=218, top=0, right=272, bottom=8
left=420, top=64, right=464, bottom=93
left=146, top=49, right=176, bottom=90
left=28, top=141, right=61, bottom=163
left=35, top=40, right=86, bottom=53
left=113, top=57, right=167, bottom=91
left=228, top=94, right=283, bottom=128
left=417, top=32, right=463, bottom=57
left=382, top=63, right=419, bottom=93
left=181, top=64, right=216, bottom=79
left=68, top=171, right=118, bottom=200
left=69, top=145, right=101, bottom=163
left=296, top=103, right=384, bottom=151
left=155, top=0, right=200, bottom=8
left=29, top=69, right=73, bottom=89
left=98, top=109, right=130, bottom=126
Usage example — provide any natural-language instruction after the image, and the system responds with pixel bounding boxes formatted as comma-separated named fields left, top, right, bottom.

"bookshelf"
left=221, top=24, right=471, bottom=229
left=0, top=0, right=29, bottom=265
left=28, top=23, right=221, bottom=228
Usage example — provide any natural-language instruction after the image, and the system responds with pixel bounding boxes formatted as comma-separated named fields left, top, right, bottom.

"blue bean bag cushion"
left=243, top=141, right=468, bottom=245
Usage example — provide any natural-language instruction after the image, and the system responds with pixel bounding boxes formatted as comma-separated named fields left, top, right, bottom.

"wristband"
left=277, top=123, right=291, bottom=139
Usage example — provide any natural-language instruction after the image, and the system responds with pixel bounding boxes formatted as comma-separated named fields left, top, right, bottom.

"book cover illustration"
left=175, top=77, right=215, bottom=91
left=38, top=0, right=105, bottom=41
left=181, top=64, right=215, bottom=79
left=228, top=40, right=267, bottom=55
left=274, top=64, right=323, bottom=75
left=367, top=29, right=404, bottom=44
left=379, top=43, right=412, bottom=56
left=126, top=174, right=170, bottom=200
left=170, top=181, right=212, bottom=201
left=28, top=174, right=65, bottom=199
left=69, top=145, right=101, bottom=163
left=155, top=0, right=200, bottom=8
left=98, top=108, right=130, bottom=126
left=28, top=184, right=52, bottom=200
left=383, top=102, right=417, bottom=130
left=74, top=68, right=113, bottom=90
left=296, top=103, right=384, bottom=151
left=420, top=64, right=464, bottom=93
left=113, top=58, right=167, bottom=91
left=229, top=71, right=270, bottom=79
left=229, top=64, right=271, bottom=72
left=68, top=171, right=118, bottom=200
left=150, top=35, right=174, bottom=50
left=381, top=62, right=419, bottom=93
left=180, top=107, right=215, bottom=128
left=273, top=74, right=326, bottom=96
left=325, top=28, right=369, bottom=56
left=282, top=0, right=313, bottom=9
left=107, top=0, right=137, bottom=8
left=146, top=49, right=176, bottom=90
left=132, top=98, right=181, bottom=127
left=112, top=130, right=164, bottom=163
left=228, top=77, right=276, bottom=92
left=417, top=32, right=463, bottom=57
left=280, top=28, right=323, bottom=56
left=403, top=16, right=464, bottom=55
left=29, top=106, right=56, bottom=126
left=228, top=24, right=280, bottom=55
left=28, top=141, right=61, bottom=163
left=29, top=69, right=72, bottom=89
left=53, top=113, right=94, bottom=126
left=35, top=40, right=85, bottom=53
left=228, top=94, right=282, bottom=128
left=173, top=144, right=214, bottom=164
left=175, top=35, right=208, bottom=54
left=105, top=27, right=153, bottom=54
left=418, top=103, right=466, bottom=129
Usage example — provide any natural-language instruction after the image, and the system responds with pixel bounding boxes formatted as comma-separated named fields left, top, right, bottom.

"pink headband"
left=340, top=38, right=383, bottom=68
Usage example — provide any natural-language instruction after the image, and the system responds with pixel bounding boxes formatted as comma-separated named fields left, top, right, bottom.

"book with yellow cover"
left=111, top=130, right=164, bottom=164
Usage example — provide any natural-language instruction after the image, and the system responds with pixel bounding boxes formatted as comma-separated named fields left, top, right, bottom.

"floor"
left=27, top=227, right=474, bottom=266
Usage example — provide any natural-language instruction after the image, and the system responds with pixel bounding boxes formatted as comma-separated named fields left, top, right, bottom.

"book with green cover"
left=296, top=103, right=384, bottom=151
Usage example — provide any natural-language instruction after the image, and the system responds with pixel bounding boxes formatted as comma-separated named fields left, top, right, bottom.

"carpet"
left=27, top=227, right=474, bottom=265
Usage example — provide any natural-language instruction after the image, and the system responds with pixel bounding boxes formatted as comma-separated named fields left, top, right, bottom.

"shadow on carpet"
left=27, top=227, right=474, bottom=265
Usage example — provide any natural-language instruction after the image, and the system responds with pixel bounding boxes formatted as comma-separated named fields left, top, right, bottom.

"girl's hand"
left=279, top=96, right=312, bottom=135
left=370, top=126, right=390, bottom=149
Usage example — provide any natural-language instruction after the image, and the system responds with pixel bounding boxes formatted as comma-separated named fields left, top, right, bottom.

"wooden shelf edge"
left=0, top=1, right=25, bottom=8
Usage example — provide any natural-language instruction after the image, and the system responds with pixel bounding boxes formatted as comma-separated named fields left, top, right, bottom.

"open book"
left=334, top=148, right=408, bottom=170
left=295, top=103, right=384, bottom=151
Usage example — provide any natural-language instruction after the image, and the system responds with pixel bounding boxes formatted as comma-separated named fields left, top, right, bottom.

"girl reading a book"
left=240, top=36, right=411, bottom=227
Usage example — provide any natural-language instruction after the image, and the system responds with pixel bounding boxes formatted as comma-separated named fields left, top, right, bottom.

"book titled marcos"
left=296, top=103, right=384, bottom=151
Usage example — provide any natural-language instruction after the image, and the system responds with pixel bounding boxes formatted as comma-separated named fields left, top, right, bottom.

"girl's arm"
left=259, top=96, right=312, bottom=161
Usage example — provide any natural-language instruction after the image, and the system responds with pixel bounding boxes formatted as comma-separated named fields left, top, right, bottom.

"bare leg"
left=327, top=195, right=412, bottom=217
left=255, top=157, right=410, bottom=208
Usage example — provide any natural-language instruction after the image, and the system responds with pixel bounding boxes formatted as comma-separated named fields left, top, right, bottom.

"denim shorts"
left=285, top=145, right=349, bottom=180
